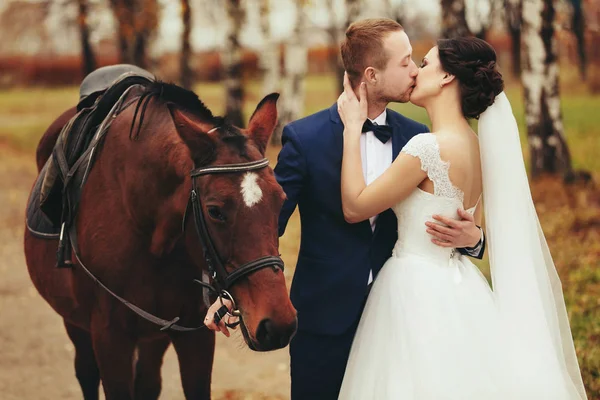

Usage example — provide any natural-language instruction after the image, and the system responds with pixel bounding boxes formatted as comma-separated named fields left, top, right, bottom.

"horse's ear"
left=247, top=93, right=279, bottom=154
left=167, top=104, right=216, bottom=165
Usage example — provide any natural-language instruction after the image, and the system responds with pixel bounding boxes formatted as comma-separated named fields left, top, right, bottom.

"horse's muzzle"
left=252, top=317, right=298, bottom=352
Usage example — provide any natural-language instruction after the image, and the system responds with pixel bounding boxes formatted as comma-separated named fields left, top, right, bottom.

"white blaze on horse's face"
left=241, top=172, right=263, bottom=207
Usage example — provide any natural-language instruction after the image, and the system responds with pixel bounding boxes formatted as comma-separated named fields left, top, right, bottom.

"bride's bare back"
left=417, top=129, right=482, bottom=211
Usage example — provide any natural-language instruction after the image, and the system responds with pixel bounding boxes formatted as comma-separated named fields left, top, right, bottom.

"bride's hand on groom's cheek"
left=337, top=72, right=368, bottom=132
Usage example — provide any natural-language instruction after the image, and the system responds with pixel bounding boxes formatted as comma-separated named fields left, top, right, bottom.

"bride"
left=336, top=37, right=587, bottom=399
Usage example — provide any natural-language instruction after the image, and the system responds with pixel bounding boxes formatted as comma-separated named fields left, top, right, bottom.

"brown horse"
left=24, top=81, right=297, bottom=399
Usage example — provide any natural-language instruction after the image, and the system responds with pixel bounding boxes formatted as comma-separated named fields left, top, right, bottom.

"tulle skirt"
left=338, top=253, right=579, bottom=400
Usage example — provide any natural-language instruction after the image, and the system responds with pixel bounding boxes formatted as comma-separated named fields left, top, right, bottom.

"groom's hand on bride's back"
left=425, top=209, right=481, bottom=249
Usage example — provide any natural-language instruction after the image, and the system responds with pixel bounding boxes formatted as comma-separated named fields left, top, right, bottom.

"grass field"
left=0, top=72, right=598, bottom=397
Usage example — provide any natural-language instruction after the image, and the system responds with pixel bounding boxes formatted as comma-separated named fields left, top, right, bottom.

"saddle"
left=26, top=64, right=155, bottom=267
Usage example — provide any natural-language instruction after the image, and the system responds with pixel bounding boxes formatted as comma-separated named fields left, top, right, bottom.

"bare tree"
left=109, top=0, right=135, bottom=64
left=522, top=0, right=573, bottom=179
left=324, top=0, right=343, bottom=92
left=109, top=0, right=158, bottom=68
left=337, top=0, right=362, bottom=93
left=273, top=0, right=308, bottom=145
left=133, top=0, right=158, bottom=68
left=441, top=0, right=472, bottom=38
left=387, top=0, right=405, bottom=25
left=323, top=0, right=363, bottom=96
left=586, top=0, right=600, bottom=92
left=223, top=0, right=246, bottom=127
left=77, top=0, right=96, bottom=75
left=0, top=1, right=51, bottom=56
left=570, top=0, right=586, bottom=80
left=346, top=0, right=362, bottom=19
left=258, top=0, right=280, bottom=96
left=505, top=0, right=523, bottom=78
left=180, top=0, right=193, bottom=89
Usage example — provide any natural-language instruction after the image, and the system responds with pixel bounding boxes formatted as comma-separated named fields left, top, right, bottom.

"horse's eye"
left=207, top=206, right=226, bottom=222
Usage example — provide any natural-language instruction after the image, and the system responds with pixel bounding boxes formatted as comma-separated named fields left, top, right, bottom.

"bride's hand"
left=204, top=297, right=238, bottom=337
left=337, top=72, right=367, bottom=133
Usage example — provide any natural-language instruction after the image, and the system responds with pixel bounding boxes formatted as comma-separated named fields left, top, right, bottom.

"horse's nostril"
left=256, top=318, right=296, bottom=350
left=256, top=318, right=273, bottom=344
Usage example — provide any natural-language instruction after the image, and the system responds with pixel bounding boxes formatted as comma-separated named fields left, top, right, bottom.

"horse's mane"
left=129, top=80, right=247, bottom=154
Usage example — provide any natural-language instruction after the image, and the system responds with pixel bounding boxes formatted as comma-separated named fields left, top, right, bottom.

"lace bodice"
left=392, top=133, right=474, bottom=262
left=401, top=133, right=465, bottom=203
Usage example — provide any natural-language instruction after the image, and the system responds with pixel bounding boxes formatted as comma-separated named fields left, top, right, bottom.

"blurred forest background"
left=0, top=0, right=598, bottom=399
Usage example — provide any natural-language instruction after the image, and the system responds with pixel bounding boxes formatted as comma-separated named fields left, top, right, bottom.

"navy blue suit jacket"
left=274, top=104, right=429, bottom=336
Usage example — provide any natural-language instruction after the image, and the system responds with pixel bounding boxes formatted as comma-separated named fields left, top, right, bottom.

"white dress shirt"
left=360, top=110, right=393, bottom=284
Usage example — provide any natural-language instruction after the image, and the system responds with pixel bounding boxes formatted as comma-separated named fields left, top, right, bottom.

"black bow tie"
left=362, top=119, right=393, bottom=144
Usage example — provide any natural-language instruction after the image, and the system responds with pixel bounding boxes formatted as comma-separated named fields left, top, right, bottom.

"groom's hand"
left=426, top=209, right=481, bottom=248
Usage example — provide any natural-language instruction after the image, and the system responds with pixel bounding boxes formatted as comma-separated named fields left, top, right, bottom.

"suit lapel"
left=329, top=103, right=373, bottom=238
left=387, top=108, right=409, bottom=160
left=329, top=103, right=344, bottom=162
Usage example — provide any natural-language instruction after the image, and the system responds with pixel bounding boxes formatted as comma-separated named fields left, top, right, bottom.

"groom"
left=275, top=19, right=485, bottom=399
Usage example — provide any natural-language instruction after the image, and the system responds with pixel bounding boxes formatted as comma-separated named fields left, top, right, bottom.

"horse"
left=24, top=77, right=297, bottom=400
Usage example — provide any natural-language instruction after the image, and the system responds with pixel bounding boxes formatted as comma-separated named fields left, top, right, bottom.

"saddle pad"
left=37, top=78, right=150, bottom=228
left=26, top=159, right=60, bottom=239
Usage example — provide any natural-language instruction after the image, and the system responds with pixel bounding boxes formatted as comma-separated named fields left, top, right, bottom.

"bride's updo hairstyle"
left=437, top=37, right=504, bottom=119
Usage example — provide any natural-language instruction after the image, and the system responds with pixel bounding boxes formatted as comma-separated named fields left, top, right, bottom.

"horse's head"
left=126, top=82, right=296, bottom=351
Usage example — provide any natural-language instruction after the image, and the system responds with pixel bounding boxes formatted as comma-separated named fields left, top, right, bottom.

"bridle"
left=68, top=156, right=284, bottom=332
left=184, top=157, right=285, bottom=324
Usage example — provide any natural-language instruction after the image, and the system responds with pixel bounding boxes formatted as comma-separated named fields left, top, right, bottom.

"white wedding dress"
left=338, top=130, right=586, bottom=399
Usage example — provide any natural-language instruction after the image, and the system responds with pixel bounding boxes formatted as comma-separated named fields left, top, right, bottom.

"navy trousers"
left=289, top=292, right=369, bottom=400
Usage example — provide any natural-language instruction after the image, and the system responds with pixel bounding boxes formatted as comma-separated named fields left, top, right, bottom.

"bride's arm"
left=342, top=135, right=426, bottom=223
left=338, top=76, right=427, bottom=223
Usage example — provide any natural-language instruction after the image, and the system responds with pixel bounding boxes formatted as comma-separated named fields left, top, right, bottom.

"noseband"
left=185, top=158, right=284, bottom=324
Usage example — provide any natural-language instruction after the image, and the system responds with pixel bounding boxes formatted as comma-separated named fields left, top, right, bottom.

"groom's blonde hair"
left=341, top=18, right=404, bottom=88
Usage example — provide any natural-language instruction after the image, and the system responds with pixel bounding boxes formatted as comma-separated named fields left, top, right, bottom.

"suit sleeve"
left=274, top=124, right=307, bottom=237
left=458, top=227, right=486, bottom=259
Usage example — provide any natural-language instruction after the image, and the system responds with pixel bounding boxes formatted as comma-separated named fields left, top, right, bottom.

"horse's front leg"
left=64, top=320, right=100, bottom=400
left=90, top=316, right=136, bottom=400
left=134, top=336, right=171, bottom=400
left=170, top=328, right=216, bottom=400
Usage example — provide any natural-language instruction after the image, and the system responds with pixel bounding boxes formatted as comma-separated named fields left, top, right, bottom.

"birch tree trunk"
left=259, top=0, right=280, bottom=96
left=180, top=0, right=193, bottom=89
left=505, top=0, right=523, bottom=78
left=441, top=0, right=472, bottom=38
left=272, top=0, right=308, bottom=145
left=223, top=0, right=245, bottom=127
left=466, top=0, right=495, bottom=40
left=522, top=0, right=574, bottom=179
left=76, top=0, right=96, bottom=76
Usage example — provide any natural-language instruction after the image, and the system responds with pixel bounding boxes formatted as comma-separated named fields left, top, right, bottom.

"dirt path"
left=0, top=145, right=292, bottom=400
